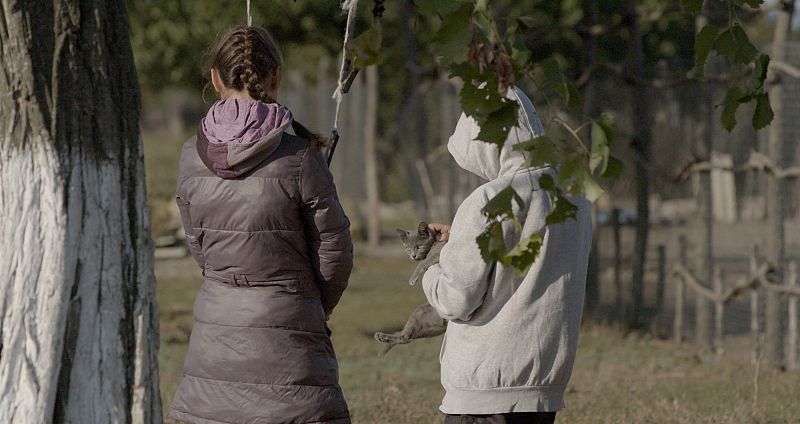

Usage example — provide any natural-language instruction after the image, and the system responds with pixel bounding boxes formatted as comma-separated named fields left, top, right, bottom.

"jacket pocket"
left=246, top=277, right=301, bottom=293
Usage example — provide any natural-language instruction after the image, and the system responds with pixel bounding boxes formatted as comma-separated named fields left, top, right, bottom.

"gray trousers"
left=444, top=412, right=557, bottom=424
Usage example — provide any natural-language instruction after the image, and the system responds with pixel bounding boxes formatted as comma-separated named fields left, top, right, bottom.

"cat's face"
left=397, top=222, right=437, bottom=261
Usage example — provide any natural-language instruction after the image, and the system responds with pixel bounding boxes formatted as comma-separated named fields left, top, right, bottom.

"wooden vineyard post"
left=675, top=235, right=688, bottom=343
left=714, top=267, right=724, bottom=355
left=788, top=261, right=798, bottom=370
left=750, top=245, right=760, bottom=364
left=656, top=244, right=667, bottom=333
left=612, top=208, right=623, bottom=322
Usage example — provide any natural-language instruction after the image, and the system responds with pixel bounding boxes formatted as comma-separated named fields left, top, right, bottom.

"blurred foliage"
left=346, top=0, right=774, bottom=272
left=128, top=0, right=775, bottom=274
left=128, top=0, right=351, bottom=90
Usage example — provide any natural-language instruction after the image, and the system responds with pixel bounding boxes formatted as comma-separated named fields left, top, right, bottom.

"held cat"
left=399, top=222, right=445, bottom=285
left=374, top=222, right=448, bottom=356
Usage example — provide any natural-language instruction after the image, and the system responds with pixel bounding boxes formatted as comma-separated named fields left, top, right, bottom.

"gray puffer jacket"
left=168, top=99, right=353, bottom=424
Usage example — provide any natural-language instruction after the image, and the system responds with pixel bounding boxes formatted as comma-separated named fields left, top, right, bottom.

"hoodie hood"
left=447, top=86, right=546, bottom=181
left=197, top=99, right=293, bottom=178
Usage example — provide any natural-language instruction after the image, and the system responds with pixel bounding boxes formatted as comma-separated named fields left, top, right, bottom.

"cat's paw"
left=374, top=332, right=390, bottom=342
left=408, top=277, right=418, bottom=286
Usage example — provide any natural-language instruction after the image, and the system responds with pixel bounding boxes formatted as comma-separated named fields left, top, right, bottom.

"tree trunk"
left=626, top=0, right=651, bottom=329
left=364, top=66, right=381, bottom=248
left=691, top=13, right=714, bottom=352
left=580, top=0, right=600, bottom=318
left=764, top=0, right=795, bottom=367
left=0, top=1, right=161, bottom=423
left=438, top=74, right=457, bottom=222
left=399, top=0, right=428, bottom=216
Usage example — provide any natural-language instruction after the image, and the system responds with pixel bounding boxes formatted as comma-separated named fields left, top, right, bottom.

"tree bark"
left=626, top=0, right=651, bottom=329
left=0, top=1, right=161, bottom=423
left=764, top=0, right=795, bottom=367
left=363, top=66, right=381, bottom=248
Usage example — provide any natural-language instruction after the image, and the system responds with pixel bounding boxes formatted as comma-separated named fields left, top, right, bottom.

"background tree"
left=0, top=1, right=160, bottom=422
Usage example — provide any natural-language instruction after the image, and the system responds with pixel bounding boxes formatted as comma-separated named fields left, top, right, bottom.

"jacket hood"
left=197, top=99, right=293, bottom=178
left=447, top=86, right=546, bottom=181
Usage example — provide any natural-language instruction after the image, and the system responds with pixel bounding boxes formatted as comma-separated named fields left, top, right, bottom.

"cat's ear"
left=417, top=222, right=430, bottom=237
left=396, top=229, right=408, bottom=242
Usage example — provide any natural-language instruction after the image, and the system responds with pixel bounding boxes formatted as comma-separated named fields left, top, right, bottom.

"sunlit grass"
left=157, top=254, right=800, bottom=424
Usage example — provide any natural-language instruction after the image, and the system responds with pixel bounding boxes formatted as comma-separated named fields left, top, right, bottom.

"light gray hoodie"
left=421, top=87, right=592, bottom=414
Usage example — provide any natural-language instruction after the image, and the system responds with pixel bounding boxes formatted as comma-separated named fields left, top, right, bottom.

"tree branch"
left=673, top=263, right=774, bottom=303
left=770, top=59, right=800, bottom=80
left=675, top=151, right=800, bottom=181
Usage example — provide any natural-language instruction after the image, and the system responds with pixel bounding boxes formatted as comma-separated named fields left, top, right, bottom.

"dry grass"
left=143, top=115, right=800, bottom=424
left=157, top=253, right=800, bottom=424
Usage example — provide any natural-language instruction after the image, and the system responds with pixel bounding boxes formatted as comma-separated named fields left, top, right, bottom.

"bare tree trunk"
left=764, top=0, right=795, bottom=367
left=0, top=1, right=160, bottom=423
left=693, top=88, right=714, bottom=352
left=399, top=0, right=428, bottom=216
left=581, top=0, right=600, bottom=318
left=438, top=74, right=457, bottom=221
left=364, top=66, right=381, bottom=248
left=626, top=0, right=651, bottom=329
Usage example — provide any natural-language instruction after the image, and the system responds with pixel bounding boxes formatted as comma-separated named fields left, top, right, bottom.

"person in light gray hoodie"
left=422, top=87, right=592, bottom=424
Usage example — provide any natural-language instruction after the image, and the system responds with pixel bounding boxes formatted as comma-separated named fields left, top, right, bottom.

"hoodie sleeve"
left=299, top=147, right=354, bottom=315
left=176, top=183, right=205, bottom=270
left=422, top=189, right=495, bottom=321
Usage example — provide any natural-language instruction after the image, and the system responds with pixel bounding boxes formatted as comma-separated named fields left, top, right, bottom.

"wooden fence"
left=671, top=239, right=800, bottom=369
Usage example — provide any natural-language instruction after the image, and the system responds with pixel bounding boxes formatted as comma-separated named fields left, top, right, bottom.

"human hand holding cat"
left=427, top=223, right=451, bottom=241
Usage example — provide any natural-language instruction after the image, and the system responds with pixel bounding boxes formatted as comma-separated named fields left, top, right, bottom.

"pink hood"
left=197, top=99, right=293, bottom=178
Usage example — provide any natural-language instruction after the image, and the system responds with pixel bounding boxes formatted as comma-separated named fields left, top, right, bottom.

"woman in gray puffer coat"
left=168, top=25, right=353, bottom=424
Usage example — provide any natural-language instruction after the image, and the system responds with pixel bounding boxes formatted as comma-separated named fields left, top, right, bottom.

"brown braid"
left=205, top=25, right=329, bottom=149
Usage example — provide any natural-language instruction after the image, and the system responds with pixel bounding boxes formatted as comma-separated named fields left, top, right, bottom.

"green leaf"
left=581, top=172, right=605, bottom=202
left=459, top=76, right=506, bottom=119
left=557, top=157, right=605, bottom=202
left=546, top=193, right=579, bottom=225
left=431, top=3, right=474, bottom=63
left=752, top=92, right=773, bottom=130
left=538, top=173, right=556, bottom=191
left=751, top=54, right=770, bottom=90
left=681, top=0, right=704, bottom=14
left=476, top=101, right=519, bottom=147
left=477, top=221, right=506, bottom=262
left=482, top=186, right=525, bottom=220
left=502, top=234, right=543, bottom=276
left=589, top=113, right=615, bottom=174
left=345, top=26, right=384, bottom=68
left=694, top=24, right=718, bottom=80
left=566, top=83, right=583, bottom=110
left=720, top=87, right=743, bottom=131
left=536, top=58, right=582, bottom=109
left=474, top=0, right=490, bottom=13
left=714, top=24, right=758, bottom=65
left=601, top=156, right=624, bottom=178
left=511, top=46, right=531, bottom=67
left=514, top=136, right=561, bottom=168
left=416, top=0, right=471, bottom=17
left=516, top=16, right=537, bottom=30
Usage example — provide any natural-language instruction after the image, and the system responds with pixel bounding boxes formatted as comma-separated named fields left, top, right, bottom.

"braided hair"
left=206, top=25, right=328, bottom=149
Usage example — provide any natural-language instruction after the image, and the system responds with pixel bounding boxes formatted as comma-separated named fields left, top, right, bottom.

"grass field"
left=156, top=252, right=800, bottom=424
